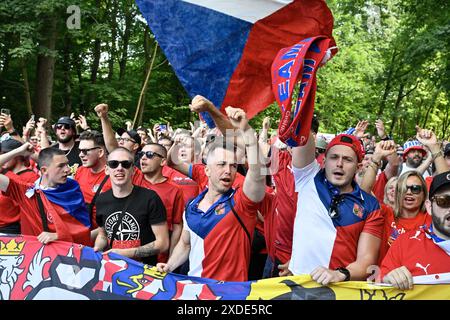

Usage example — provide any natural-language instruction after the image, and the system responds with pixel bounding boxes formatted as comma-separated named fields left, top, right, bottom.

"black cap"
left=116, top=128, right=141, bottom=145
left=429, top=170, right=450, bottom=199
left=444, top=144, right=450, bottom=157
left=56, top=116, right=76, bottom=129
left=0, top=138, right=23, bottom=153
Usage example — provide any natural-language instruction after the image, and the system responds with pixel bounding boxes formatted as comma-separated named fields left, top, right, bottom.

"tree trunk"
left=388, top=82, right=405, bottom=138
left=63, top=35, right=72, bottom=115
left=21, top=60, right=32, bottom=116
left=377, top=49, right=397, bottom=117
left=34, top=16, right=58, bottom=120
left=421, top=90, right=439, bottom=128
left=119, top=0, right=134, bottom=81
left=108, top=0, right=118, bottom=80
left=90, top=0, right=102, bottom=84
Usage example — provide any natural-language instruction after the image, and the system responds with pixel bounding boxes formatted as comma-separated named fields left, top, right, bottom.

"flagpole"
left=133, top=42, right=158, bottom=128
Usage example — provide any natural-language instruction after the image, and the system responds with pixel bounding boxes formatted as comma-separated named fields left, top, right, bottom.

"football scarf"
left=272, top=36, right=332, bottom=147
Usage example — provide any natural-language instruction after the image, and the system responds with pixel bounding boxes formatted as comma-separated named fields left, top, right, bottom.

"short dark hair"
left=79, top=130, right=105, bottom=147
left=38, top=147, right=66, bottom=169
left=144, top=143, right=168, bottom=158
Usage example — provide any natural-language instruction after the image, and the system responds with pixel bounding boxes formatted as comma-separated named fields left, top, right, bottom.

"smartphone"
left=31, top=114, right=35, bottom=121
left=159, top=124, right=167, bottom=131
left=1, top=108, right=10, bottom=115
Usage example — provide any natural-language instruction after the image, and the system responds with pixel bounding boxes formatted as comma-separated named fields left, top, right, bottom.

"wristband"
left=335, top=267, right=351, bottom=281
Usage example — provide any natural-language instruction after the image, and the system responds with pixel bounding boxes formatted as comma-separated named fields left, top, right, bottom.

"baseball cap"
left=326, top=134, right=365, bottom=163
left=0, top=137, right=23, bottom=153
left=116, top=128, right=141, bottom=145
left=429, top=170, right=450, bottom=199
left=56, top=116, right=76, bottom=129
left=402, top=140, right=426, bottom=161
left=444, top=144, right=450, bottom=157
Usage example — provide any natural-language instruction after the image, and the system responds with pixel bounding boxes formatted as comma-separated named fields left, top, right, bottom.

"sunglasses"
left=56, top=123, right=72, bottom=130
left=328, top=195, right=344, bottom=219
left=107, top=160, right=133, bottom=169
left=432, top=195, right=450, bottom=208
left=138, top=150, right=164, bottom=159
left=405, top=184, right=423, bottom=194
left=79, top=147, right=101, bottom=155
left=117, top=137, right=136, bottom=143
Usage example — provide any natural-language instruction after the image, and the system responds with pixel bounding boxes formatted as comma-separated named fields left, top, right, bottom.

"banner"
left=1, top=235, right=448, bottom=300
left=134, top=0, right=335, bottom=126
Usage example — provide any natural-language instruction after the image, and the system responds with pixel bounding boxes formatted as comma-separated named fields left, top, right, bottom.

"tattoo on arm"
left=134, top=242, right=158, bottom=258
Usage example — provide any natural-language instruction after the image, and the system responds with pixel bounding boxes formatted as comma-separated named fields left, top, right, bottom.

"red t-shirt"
left=379, top=204, right=432, bottom=263
left=0, top=170, right=39, bottom=227
left=133, top=175, right=184, bottom=230
left=272, top=150, right=297, bottom=264
left=381, top=227, right=450, bottom=278
left=372, top=171, right=388, bottom=204
left=74, top=166, right=112, bottom=229
left=5, top=177, right=90, bottom=245
left=163, top=166, right=200, bottom=204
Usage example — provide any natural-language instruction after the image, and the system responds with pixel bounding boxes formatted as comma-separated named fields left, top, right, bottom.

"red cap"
left=326, top=134, right=365, bottom=163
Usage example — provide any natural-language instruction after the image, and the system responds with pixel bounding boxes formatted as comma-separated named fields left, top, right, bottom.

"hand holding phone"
left=1, top=108, right=10, bottom=115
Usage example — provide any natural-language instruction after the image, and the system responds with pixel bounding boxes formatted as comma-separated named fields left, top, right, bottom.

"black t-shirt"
left=51, top=141, right=82, bottom=167
left=96, top=185, right=167, bottom=266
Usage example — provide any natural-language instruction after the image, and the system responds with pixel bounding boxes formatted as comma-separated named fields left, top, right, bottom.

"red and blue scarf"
left=271, top=36, right=333, bottom=147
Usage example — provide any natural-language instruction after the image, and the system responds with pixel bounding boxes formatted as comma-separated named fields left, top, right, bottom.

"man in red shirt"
left=74, top=130, right=110, bottom=238
left=0, top=145, right=91, bottom=245
left=133, top=143, right=185, bottom=261
left=157, top=105, right=266, bottom=282
left=381, top=170, right=450, bottom=290
left=0, top=138, right=39, bottom=234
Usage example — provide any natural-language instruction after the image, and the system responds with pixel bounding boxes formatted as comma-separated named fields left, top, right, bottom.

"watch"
left=335, top=267, right=351, bottom=281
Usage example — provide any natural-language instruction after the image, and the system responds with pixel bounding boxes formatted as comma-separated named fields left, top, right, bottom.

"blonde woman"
left=383, top=176, right=398, bottom=208
left=379, top=171, right=431, bottom=261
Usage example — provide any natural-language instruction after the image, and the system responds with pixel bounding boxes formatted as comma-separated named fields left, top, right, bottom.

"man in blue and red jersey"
left=284, top=132, right=384, bottom=285
left=157, top=105, right=266, bottom=282
left=0, top=145, right=91, bottom=245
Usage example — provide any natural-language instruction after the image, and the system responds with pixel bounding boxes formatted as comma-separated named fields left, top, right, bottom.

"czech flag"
left=135, top=0, right=335, bottom=125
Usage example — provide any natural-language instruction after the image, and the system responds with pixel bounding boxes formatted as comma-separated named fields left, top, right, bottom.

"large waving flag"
left=135, top=0, right=335, bottom=125
left=1, top=235, right=449, bottom=300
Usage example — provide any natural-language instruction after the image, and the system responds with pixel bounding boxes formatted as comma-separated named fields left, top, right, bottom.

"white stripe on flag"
left=181, top=0, right=294, bottom=23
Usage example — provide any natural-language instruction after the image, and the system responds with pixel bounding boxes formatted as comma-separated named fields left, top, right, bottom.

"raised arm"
left=190, top=95, right=234, bottom=134
left=94, top=103, right=119, bottom=153
left=360, top=140, right=397, bottom=194
left=291, top=131, right=316, bottom=169
left=416, top=125, right=449, bottom=175
left=226, top=107, right=265, bottom=203
left=0, top=142, right=34, bottom=192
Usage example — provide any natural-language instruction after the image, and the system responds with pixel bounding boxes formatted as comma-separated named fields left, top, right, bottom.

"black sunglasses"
left=405, top=184, right=423, bottom=194
left=329, top=195, right=344, bottom=219
left=139, top=150, right=164, bottom=159
left=79, top=147, right=101, bottom=155
left=56, top=123, right=72, bottom=130
left=432, top=195, right=450, bottom=208
left=107, top=160, right=133, bottom=169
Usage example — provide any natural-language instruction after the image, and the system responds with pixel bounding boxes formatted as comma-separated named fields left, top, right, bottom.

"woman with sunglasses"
left=379, top=171, right=432, bottom=262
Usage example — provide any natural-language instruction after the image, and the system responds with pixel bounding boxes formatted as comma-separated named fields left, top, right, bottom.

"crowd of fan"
left=0, top=96, right=449, bottom=290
